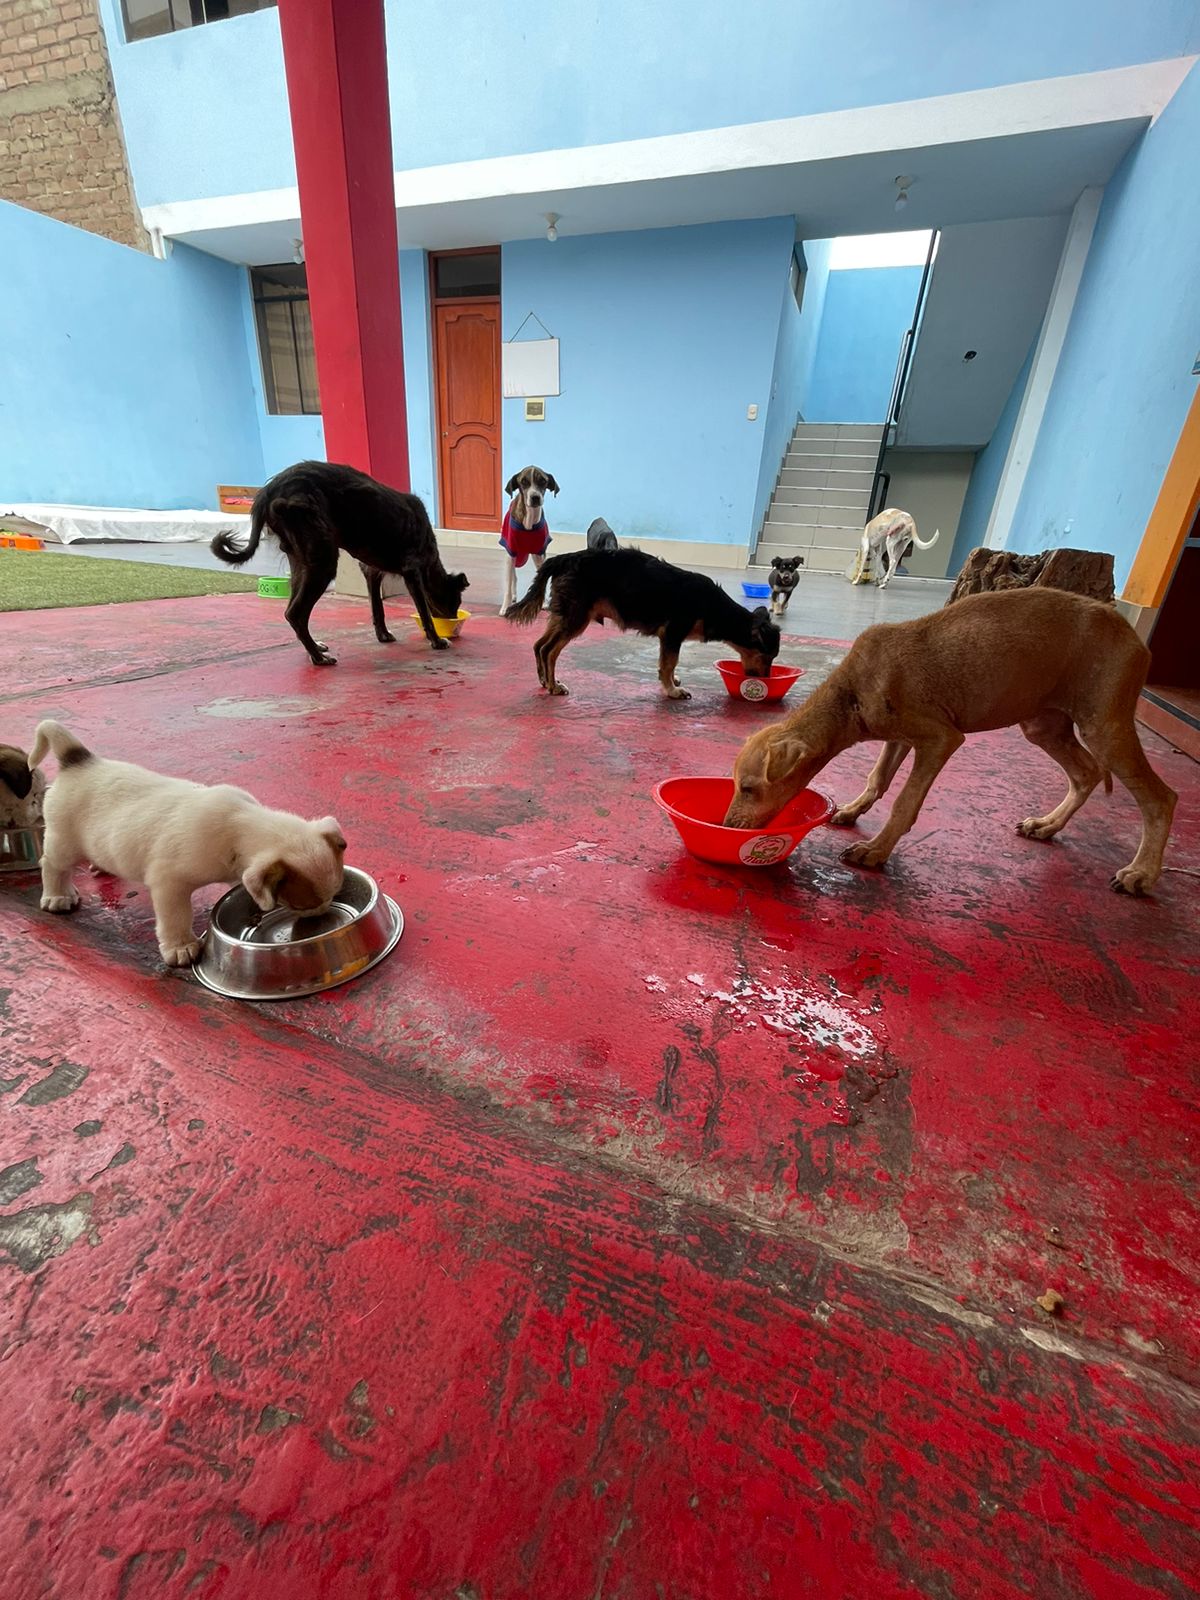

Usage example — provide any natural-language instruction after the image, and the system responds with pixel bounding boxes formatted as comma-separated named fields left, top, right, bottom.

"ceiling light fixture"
left=545, top=212, right=560, bottom=243
left=894, top=175, right=912, bottom=213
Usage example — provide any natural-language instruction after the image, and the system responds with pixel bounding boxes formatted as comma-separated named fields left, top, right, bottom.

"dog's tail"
left=211, top=490, right=267, bottom=566
left=505, top=553, right=571, bottom=623
left=911, top=524, right=941, bottom=550
left=29, top=719, right=93, bottom=771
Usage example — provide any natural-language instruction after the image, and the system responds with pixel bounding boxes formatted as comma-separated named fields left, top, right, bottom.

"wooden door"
left=434, top=301, right=501, bottom=532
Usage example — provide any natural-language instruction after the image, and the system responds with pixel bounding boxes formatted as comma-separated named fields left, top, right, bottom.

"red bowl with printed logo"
left=714, top=659, right=804, bottom=702
left=653, top=777, right=834, bottom=867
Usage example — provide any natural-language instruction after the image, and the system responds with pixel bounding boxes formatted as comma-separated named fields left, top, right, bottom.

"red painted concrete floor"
left=2, top=592, right=1199, bottom=1599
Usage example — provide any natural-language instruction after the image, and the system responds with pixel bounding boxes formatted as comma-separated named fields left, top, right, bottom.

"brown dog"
left=724, top=588, right=1176, bottom=895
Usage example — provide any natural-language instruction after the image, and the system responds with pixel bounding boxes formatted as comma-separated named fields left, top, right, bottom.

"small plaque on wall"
left=525, top=398, right=546, bottom=422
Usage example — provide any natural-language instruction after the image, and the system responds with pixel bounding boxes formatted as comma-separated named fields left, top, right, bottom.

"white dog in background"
left=29, top=720, right=347, bottom=967
left=851, top=508, right=940, bottom=589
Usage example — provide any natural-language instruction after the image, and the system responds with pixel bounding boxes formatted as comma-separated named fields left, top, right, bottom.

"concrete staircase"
left=755, top=422, right=883, bottom=574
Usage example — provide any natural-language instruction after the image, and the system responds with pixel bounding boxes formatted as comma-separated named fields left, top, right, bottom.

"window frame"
left=249, top=263, right=321, bottom=418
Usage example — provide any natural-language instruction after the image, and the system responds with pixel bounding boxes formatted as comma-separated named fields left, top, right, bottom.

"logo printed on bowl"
left=739, top=678, right=768, bottom=701
left=738, top=833, right=792, bottom=866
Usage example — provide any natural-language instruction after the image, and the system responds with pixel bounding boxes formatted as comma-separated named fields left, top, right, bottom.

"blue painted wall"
left=1009, top=60, right=1200, bottom=587
left=751, top=238, right=833, bottom=538
left=97, top=0, right=1200, bottom=207
left=499, top=218, right=793, bottom=546
left=951, top=337, right=1035, bottom=571
left=399, top=250, right=439, bottom=515
left=0, top=199, right=262, bottom=508
left=805, top=267, right=922, bottom=423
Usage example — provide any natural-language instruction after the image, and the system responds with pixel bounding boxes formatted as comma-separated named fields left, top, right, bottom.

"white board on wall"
left=502, top=338, right=560, bottom=398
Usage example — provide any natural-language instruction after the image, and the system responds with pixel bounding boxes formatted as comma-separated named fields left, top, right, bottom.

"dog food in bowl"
left=411, top=608, right=470, bottom=640
left=193, top=865, right=403, bottom=1000
left=714, top=659, right=805, bottom=703
left=654, top=777, right=833, bottom=867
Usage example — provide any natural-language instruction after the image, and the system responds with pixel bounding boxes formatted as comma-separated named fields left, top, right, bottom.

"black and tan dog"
left=768, top=555, right=804, bottom=617
left=501, top=465, right=560, bottom=613
left=212, top=460, right=468, bottom=665
left=506, top=548, right=781, bottom=699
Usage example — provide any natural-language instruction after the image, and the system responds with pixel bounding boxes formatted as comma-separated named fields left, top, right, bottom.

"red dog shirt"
left=500, top=509, right=551, bottom=568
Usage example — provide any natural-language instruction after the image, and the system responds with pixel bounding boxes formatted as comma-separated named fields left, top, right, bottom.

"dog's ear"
left=770, top=558, right=781, bottom=569
left=316, top=817, right=347, bottom=853
left=504, top=474, right=520, bottom=496
left=765, top=735, right=809, bottom=785
left=797, top=556, right=805, bottom=566
left=750, top=605, right=772, bottom=622
left=454, top=571, right=469, bottom=592
left=243, top=858, right=285, bottom=912
left=546, top=475, right=561, bottom=496
left=0, top=749, right=32, bottom=800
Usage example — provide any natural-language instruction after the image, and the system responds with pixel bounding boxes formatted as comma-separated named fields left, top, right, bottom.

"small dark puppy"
left=506, top=548, right=781, bottom=699
left=1, top=743, right=45, bottom=829
left=212, top=460, right=468, bottom=665
left=768, top=555, right=804, bottom=618
left=586, top=518, right=619, bottom=553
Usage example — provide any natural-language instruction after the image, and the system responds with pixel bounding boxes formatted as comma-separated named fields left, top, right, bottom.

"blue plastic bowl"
left=742, top=582, right=771, bottom=599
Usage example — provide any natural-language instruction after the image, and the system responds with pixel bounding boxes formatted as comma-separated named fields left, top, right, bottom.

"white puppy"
left=29, top=720, right=347, bottom=967
left=852, top=508, right=940, bottom=589
left=1, top=743, right=45, bottom=829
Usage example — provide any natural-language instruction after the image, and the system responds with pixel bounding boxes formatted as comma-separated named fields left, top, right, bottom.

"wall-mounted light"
left=292, top=237, right=305, bottom=265
left=545, top=212, right=560, bottom=243
left=894, top=175, right=912, bottom=213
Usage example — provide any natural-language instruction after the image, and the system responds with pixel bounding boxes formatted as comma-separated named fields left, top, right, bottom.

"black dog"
left=586, top=517, right=619, bottom=553
left=211, top=460, right=468, bottom=665
left=506, top=548, right=781, bottom=699
left=768, top=554, right=804, bottom=617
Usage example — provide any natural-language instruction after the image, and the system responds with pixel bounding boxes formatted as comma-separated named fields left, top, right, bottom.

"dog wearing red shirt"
left=501, top=465, right=559, bottom=614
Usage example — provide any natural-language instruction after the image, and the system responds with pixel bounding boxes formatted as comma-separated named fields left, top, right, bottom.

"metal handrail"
left=867, top=228, right=940, bottom=522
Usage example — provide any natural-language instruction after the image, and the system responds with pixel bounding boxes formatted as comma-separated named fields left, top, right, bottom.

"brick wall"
left=0, top=0, right=146, bottom=251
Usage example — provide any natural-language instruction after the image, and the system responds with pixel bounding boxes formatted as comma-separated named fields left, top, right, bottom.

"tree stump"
left=947, top=547, right=1115, bottom=606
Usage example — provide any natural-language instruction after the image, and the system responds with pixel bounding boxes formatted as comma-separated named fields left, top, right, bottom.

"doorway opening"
left=430, top=248, right=502, bottom=533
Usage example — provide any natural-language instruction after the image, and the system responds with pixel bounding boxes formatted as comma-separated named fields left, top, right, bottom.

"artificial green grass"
left=0, top=550, right=258, bottom=612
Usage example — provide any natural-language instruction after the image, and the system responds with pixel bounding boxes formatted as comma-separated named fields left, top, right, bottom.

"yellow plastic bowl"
left=411, top=608, right=470, bottom=639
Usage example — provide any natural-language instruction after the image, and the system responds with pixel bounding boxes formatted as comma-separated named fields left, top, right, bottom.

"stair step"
left=792, top=422, right=884, bottom=441
left=779, top=466, right=874, bottom=489
left=766, top=507, right=863, bottom=532
left=771, top=486, right=872, bottom=511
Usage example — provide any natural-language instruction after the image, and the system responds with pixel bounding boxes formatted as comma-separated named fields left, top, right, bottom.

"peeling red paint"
left=1, top=593, right=1198, bottom=1597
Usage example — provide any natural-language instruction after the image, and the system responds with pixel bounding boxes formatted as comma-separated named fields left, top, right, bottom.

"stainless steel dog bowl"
left=0, top=825, right=43, bottom=873
left=192, top=865, right=403, bottom=1001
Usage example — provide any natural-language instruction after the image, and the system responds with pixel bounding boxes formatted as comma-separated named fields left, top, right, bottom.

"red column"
left=276, top=0, right=410, bottom=489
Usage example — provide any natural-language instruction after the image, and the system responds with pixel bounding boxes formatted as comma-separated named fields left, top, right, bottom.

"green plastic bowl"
left=258, top=575, right=291, bottom=599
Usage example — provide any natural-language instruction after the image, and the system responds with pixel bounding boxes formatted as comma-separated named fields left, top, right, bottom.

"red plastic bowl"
left=714, top=659, right=805, bottom=702
left=653, top=777, right=834, bottom=867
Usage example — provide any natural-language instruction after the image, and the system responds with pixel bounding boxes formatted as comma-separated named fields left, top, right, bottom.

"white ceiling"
left=167, top=117, right=1146, bottom=267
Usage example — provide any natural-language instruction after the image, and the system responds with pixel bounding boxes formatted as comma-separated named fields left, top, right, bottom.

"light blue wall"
left=1009, top=60, right=1200, bottom=587
left=950, top=337, right=1035, bottom=571
left=399, top=249, right=438, bottom=514
left=0, top=199, right=262, bottom=508
left=97, top=0, right=1200, bottom=207
left=805, top=267, right=922, bottom=423
left=499, top=218, right=794, bottom=545
left=751, top=238, right=833, bottom=538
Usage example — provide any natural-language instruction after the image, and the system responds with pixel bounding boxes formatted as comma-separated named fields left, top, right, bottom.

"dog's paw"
left=41, top=889, right=80, bottom=913
left=840, top=841, right=890, bottom=871
left=666, top=687, right=692, bottom=701
left=1111, top=865, right=1155, bottom=897
left=829, top=807, right=861, bottom=828
left=160, top=938, right=202, bottom=967
left=310, top=645, right=338, bottom=666
left=375, top=629, right=396, bottom=645
left=1017, top=816, right=1058, bottom=841
left=430, top=637, right=450, bottom=651
left=547, top=684, right=569, bottom=697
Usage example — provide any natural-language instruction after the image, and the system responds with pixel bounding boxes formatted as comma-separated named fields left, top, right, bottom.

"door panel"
left=435, top=300, right=501, bottom=532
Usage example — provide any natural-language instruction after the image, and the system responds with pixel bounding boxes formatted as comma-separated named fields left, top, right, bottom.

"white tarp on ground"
left=0, top=504, right=251, bottom=546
